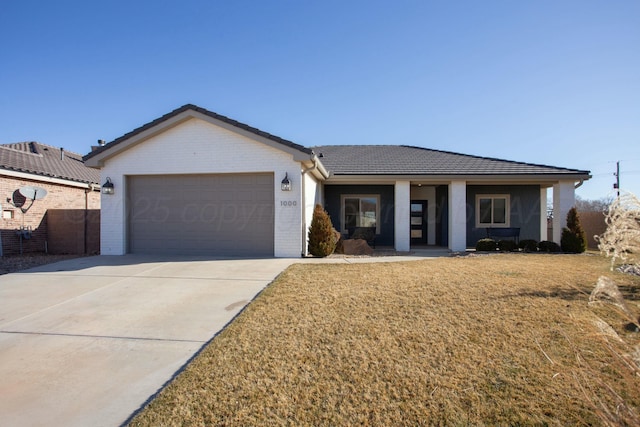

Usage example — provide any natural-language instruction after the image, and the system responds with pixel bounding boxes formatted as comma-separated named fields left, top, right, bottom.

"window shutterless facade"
left=476, top=194, right=510, bottom=227
left=341, top=195, right=380, bottom=233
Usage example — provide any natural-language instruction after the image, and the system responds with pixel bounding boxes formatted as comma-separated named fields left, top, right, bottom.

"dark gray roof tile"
left=0, top=142, right=100, bottom=184
left=313, top=145, right=590, bottom=177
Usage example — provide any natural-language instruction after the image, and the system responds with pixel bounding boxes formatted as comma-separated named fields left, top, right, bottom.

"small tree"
left=596, top=191, right=640, bottom=270
left=561, top=207, right=587, bottom=253
left=308, top=204, right=337, bottom=257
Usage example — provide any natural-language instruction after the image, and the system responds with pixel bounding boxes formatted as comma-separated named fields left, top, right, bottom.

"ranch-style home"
left=83, top=104, right=591, bottom=258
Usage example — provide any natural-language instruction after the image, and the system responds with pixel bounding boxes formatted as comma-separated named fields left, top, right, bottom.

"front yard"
left=130, top=254, right=640, bottom=426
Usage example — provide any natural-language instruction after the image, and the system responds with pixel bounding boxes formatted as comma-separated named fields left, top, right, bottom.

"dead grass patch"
left=130, top=254, right=640, bottom=426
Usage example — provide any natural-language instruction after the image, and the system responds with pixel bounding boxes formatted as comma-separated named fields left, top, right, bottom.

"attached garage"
left=84, top=104, right=328, bottom=257
left=127, top=173, right=274, bottom=256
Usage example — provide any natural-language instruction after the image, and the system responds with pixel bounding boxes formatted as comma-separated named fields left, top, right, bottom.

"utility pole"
left=613, top=161, right=620, bottom=197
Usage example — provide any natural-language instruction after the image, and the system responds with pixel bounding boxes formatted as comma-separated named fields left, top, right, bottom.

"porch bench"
left=486, top=227, right=520, bottom=244
left=347, top=227, right=376, bottom=248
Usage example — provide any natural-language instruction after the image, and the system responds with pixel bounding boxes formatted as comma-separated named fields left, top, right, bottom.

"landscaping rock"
left=342, top=239, right=374, bottom=256
left=333, top=229, right=344, bottom=254
left=617, top=264, right=640, bottom=277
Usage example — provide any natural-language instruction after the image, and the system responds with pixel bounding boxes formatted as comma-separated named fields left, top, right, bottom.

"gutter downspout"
left=574, top=179, right=584, bottom=189
left=300, top=155, right=326, bottom=256
left=84, top=186, right=90, bottom=255
left=84, top=183, right=100, bottom=254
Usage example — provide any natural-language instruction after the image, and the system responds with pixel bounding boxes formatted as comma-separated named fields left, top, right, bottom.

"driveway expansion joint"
left=0, top=330, right=206, bottom=343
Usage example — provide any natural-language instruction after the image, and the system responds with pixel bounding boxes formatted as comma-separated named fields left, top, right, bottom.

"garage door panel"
left=128, top=174, right=274, bottom=256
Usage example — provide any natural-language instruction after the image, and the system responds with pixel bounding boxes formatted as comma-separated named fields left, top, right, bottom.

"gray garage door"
left=127, top=174, right=274, bottom=256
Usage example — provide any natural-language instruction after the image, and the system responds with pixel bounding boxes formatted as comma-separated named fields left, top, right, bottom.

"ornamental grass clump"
left=561, top=207, right=587, bottom=253
left=307, top=204, right=337, bottom=257
left=596, top=191, right=640, bottom=270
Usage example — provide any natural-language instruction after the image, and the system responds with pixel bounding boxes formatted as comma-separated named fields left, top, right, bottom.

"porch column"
left=394, top=180, right=410, bottom=252
left=448, top=180, right=467, bottom=252
left=552, top=181, right=576, bottom=244
left=540, top=188, right=548, bottom=241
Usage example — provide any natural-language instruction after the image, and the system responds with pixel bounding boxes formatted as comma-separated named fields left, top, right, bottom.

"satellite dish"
left=10, top=186, right=47, bottom=214
left=12, top=189, right=26, bottom=208
left=19, top=186, right=47, bottom=200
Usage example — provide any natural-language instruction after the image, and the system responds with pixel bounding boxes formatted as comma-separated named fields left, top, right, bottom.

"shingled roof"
left=313, top=145, right=591, bottom=177
left=0, top=142, right=100, bottom=185
left=83, top=104, right=312, bottom=163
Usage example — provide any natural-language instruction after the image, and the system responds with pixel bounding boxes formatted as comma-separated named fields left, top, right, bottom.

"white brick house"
left=84, top=104, right=591, bottom=257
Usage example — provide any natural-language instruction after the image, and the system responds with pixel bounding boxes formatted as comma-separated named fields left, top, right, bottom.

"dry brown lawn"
left=130, top=254, right=640, bottom=426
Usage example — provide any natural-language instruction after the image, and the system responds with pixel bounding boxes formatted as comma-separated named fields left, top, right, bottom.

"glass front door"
left=410, top=200, right=428, bottom=244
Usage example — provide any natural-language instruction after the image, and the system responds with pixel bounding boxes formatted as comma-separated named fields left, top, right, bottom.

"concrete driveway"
left=0, top=255, right=295, bottom=427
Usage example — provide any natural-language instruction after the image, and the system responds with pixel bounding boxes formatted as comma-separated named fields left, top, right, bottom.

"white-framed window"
left=476, top=194, right=510, bottom=227
left=341, top=195, right=380, bottom=233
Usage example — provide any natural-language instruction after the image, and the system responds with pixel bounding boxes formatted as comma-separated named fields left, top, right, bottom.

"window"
left=341, top=195, right=380, bottom=233
left=476, top=195, right=510, bottom=227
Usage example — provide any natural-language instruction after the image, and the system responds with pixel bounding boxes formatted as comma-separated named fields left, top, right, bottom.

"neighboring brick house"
left=0, top=142, right=101, bottom=256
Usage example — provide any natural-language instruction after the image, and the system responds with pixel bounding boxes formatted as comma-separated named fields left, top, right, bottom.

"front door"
left=410, top=200, right=428, bottom=245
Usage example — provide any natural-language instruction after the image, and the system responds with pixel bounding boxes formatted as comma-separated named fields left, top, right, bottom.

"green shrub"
left=308, top=204, right=337, bottom=257
left=498, top=240, right=517, bottom=252
left=518, top=239, right=538, bottom=252
left=538, top=240, right=561, bottom=253
left=561, top=207, right=587, bottom=253
left=476, top=238, right=497, bottom=251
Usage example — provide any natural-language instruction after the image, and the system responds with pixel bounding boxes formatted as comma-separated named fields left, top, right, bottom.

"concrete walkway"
left=0, top=250, right=449, bottom=426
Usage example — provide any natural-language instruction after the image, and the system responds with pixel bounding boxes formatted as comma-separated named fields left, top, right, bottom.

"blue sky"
left=1, top=0, right=639, bottom=201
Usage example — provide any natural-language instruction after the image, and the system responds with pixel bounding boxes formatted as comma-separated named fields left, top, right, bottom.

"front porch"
left=322, top=180, right=579, bottom=253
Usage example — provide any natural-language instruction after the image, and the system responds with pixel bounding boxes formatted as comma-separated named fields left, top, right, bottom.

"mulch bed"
left=0, top=253, right=84, bottom=275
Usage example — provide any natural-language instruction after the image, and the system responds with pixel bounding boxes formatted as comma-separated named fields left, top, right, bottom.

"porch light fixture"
left=281, top=173, right=291, bottom=191
left=102, top=177, right=115, bottom=195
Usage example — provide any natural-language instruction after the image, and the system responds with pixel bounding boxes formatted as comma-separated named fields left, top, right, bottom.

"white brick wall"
left=552, top=180, right=576, bottom=244
left=100, top=118, right=304, bottom=257
left=302, top=172, right=321, bottom=256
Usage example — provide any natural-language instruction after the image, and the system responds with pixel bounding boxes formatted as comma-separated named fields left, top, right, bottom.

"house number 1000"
left=280, top=201, right=297, bottom=207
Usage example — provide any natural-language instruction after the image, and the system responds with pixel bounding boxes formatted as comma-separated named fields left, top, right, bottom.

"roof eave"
left=324, top=172, right=592, bottom=184
left=0, top=167, right=100, bottom=188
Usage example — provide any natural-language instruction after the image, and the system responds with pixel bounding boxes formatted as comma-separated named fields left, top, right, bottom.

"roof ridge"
left=0, top=142, right=84, bottom=159
left=0, top=142, right=43, bottom=157
left=34, top=142, right=85, bottom=158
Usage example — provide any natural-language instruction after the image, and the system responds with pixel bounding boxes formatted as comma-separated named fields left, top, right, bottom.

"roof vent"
left=60, top=147, right=64, bottom=160
left=98, top=139, right=106, bottom=146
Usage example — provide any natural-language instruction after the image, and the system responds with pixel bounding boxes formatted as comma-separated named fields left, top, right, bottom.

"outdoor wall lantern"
left=281, top=173, right=292, bottom=191
left=102, top=177, right=115, bottom=195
